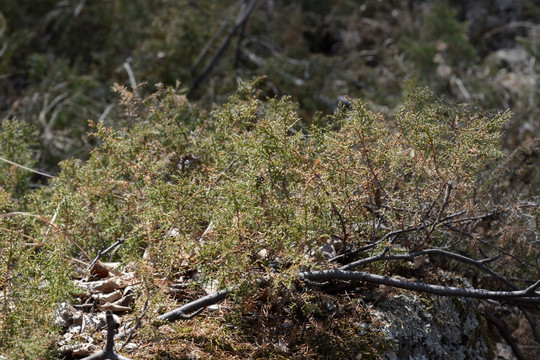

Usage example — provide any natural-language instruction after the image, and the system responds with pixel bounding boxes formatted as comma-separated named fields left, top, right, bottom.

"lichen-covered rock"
left=372, top=293, right=490, bottom=360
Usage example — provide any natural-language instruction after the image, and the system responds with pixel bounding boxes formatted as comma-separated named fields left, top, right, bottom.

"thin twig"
left=484, top=313, right=527, bottom=360
left=517, top=304, right=540, bottom=344
left=340, top=247, right=528, bottom=300
left=328, top=242, right=379, bottom=263
left=212, top=158, right=238, bottom=186
left=0, top=156, right=53, bottom=178
left=43, top=199, right=63, bottom=243
left=0, top=211, right=42, bottom=218
left=310, top=171, right=349, bottom=250
left=122, top=61, right=137, bottom=91
left=0, top=211, right=90, bottom=259
left=483, top=21, right=538, bottom=39
left=340, top=247, right=391, bottom=271
left=119, top=298, right=149, bottom=351
left=98, top=104, right=114, bottom=123
left=88, top=239, right=125, bottom=270
left=430, top=182, right=452, bottom=234
left=0, top=227, right=43, bottom=246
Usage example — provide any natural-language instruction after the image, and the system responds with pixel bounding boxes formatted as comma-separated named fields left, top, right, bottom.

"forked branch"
left=81, top=311, right=131, bottom=360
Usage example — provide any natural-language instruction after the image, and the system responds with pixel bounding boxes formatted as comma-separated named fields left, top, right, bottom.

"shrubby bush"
left=0, top=119, right=38, bottom=197
left=1, top=80, right=538, bottom=358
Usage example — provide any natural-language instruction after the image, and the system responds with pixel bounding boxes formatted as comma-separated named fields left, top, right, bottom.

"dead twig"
left=118, top=298, right=149, bottom=352
left=0, top=210, right=90, bottom=259
left=80, top=310, right=132, bottom=360
left=342, top=248, right=517, bottom=291
left=0, top=156, right=53, bottom=178
left=156, top=289, right=229, bottom=323
left=88, top=239, right=125, bottom=271
left=190, top=0, right=244, bottom=72
left=0, top=226, right=43, bottom=246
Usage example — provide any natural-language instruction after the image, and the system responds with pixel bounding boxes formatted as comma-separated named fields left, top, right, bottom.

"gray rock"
left=371, top=293, right=490, bottom=360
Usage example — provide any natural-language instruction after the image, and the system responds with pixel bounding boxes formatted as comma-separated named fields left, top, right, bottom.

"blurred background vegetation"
left=1, top=0, right=539, bottom=181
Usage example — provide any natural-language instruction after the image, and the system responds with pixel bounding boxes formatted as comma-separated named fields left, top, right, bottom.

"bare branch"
left=337, top=244, right=540, bottom=341
left=299, top=269, right=540, bottom=302
left=80, top=311, right=132, bottom=360
left=157, top=289, right=229, bottom=323
left=189, top=0, right=260, bottom=96
left=517, top=304, right=540, bottom=343
left=404, top=249, right=517, bottom=290
left=340, top=247, right=392, bottom=271
left=430, top=182, right=452, bottom=234
left=88, top=238, right=125, bottom=271
left=338, top=248, right=533, bottom=298
left=328, top=242, right=379, bottom=263
left=190, top=0, right=244, bottom=71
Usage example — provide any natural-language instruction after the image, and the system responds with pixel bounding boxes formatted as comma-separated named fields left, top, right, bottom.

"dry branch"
left=157, top=289, right=229, bottom=322
left=0, top=156, right=53, bottom=178
left=88, top=238, right=125, bottom=271
left=157, top=248, right=540, bottom=327
left=189, top=0, right=260, bottom=96
left=80, top=311, right=131, bottom=360
left=299, top=269, right=540, bottom=302
left=341, top=248, right=517, bottom=291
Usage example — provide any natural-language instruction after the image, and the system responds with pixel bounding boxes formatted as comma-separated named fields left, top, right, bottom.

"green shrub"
left=1, top=81, right=538, bottom=358
left=33, top=81, right=515, bottom=280
left=0, top=119, right=38, bottom=198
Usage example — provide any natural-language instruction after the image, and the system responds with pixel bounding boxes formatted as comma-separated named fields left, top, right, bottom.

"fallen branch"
left=341, top=248, right=516, bottom=291
left=299, top=269, right=540, bottom=302
left=157, top=259, right=540, bottom=327
left=157, top=245, right=540, bottom=326
left=157, top=289, right=229, bottom=322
